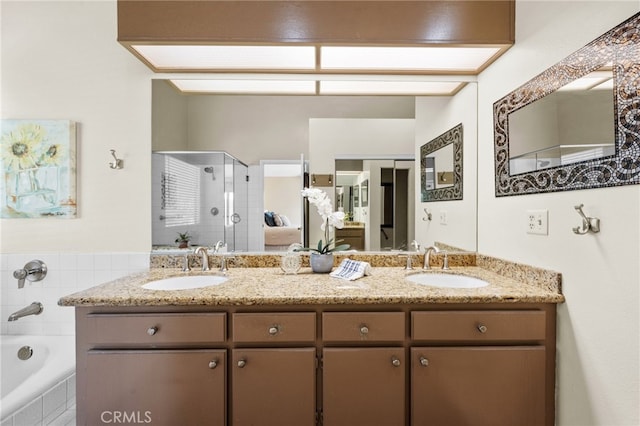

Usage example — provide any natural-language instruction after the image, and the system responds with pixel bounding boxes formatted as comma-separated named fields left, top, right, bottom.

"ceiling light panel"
left=320, top=80, right=463, bottom=95
left=320, top=46, right=502, bottom=71
left=171, top=79, right=316, bottom=95
left=133, top=45, right=316, bottom=70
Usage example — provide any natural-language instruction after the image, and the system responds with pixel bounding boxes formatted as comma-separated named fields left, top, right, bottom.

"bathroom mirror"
left=152, top=80, right=477, bottom=252
left=421, top=123, right=463, bottom=202
left=493, top=13, right=640, bottom=196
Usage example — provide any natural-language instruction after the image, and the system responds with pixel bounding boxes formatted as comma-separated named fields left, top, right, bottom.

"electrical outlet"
left=527, top=210, right=548, bottom=235
left=440, top=210, right=448, bottom=225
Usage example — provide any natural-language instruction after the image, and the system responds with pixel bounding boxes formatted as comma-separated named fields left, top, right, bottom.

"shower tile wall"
left=0, top=252, right=149, bottom=335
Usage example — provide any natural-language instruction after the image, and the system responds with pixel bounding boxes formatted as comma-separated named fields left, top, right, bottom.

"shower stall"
left=152, top=151, right=248, bottom=252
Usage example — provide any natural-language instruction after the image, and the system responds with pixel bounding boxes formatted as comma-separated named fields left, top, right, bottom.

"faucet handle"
left=442, top=252, right=450, bottom=270
left=13, top=260, right=47, bottom=289
left=398, top=253, right=414, bottom=270
left=219, top=255, right=236, bottom=274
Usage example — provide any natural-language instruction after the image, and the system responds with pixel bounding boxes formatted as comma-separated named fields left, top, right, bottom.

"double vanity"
left=60, top=252, right=563, bottom=426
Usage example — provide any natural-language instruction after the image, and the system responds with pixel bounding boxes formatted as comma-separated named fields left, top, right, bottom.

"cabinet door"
left=231, top=348, right=316, bottom=426
left=411, top=346, right=546, bottom=426
left=323, top=348, right=405, bottom=426
left=85, top=349, right=225, bottom=426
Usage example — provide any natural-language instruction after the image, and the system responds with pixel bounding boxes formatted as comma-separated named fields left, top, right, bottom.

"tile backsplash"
left=0, top=252, right=149, bottom=335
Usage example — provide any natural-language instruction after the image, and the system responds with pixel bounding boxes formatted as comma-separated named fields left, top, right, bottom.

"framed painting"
left=1, top=120, right=77, bottom=218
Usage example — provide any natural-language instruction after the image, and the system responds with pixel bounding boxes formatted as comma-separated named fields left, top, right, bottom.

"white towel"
left=330, top=259, right=372, bottom=281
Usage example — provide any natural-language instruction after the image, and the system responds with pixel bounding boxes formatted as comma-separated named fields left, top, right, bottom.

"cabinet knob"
left=391, top=357, right=401, bottom=367
left=146, top=326, right=158, bottom=336
left=419, top=357, right=429, bottom=367
left=237, top=359, right=247, bottom=368
left=268, top=326, right=279, bottom=336
left=360, top=325, right=369, bottom=335
left=208, top=360, right=218, bottom=369
left=477, top=324, right=488, bottom=333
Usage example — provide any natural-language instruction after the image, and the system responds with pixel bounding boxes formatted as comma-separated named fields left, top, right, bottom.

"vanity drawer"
left=411, top=310, right=546, bottom=342
left=322, top=312, right=405, bottom=342
left=232, top=312, right=316, bottom=343
left=85, top=312, right=226, bottom=346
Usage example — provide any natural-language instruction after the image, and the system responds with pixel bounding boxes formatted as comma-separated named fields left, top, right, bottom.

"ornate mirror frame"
left=421, top=123, right=463, bottom=202
left=493, top=13, right=640, bottom=197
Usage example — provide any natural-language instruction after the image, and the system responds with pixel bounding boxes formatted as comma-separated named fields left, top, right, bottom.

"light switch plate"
left=440, top=210, right=448, bottom=225
left=527, top=210, right=548, bottom=235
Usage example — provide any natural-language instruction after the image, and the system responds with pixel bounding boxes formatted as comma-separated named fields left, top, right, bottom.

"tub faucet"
left=423, top=246, right=440, bottom=270
left=8, top=302, right=44, bottom=321
left=194, top=247, right=210, bottom=271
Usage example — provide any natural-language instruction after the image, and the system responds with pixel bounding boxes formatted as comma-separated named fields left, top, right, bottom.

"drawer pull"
left=146, top=326, right=158, bottom=336
left=477, top=324, right=488, bottom=333
left=208, top=360, right=218, bottom=369
left=391, top=357, right=401, bottom=367
left=268, top=326, right=279, bottom=336
left=419, top=357, right=429, bottom=367
left=360, top=325, right=369, bottom=335
left=237, top=359, right=247, bottom=368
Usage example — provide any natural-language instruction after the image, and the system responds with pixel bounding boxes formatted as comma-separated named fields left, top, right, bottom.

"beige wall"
left=1, top=1, right=152, bottom=253
left=415, top=83, right=478, bottom=252
left=477, top=2, right=639, bottom=425
left=184, top=95, right=414, bottom=165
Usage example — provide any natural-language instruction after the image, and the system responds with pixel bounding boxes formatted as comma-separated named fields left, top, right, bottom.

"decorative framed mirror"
left=493, top=12, right=640, bottom=197
left=420, top=123, right=463, bottom=202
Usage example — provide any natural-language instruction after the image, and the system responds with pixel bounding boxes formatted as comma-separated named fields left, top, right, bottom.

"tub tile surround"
left=0, top=253, right=149, bottom=335
left=60, top=252, right=563, bottom=307
left=1, top=374, right=76, bottom=426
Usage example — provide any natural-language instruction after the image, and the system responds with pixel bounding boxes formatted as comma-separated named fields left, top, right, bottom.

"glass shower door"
left=223, top=155, right=248, bottom=252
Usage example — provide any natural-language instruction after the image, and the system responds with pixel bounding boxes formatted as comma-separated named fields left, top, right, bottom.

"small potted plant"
left=175, top=231, right=192, bottom=249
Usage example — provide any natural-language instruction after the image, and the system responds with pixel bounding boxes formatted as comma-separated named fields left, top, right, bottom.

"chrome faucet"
left=423, top=246, right=440, bottom=270
left=13, top=260, right=47, bottom=288
left=8, top=302, right=44, bottom=321
left=213, top=241, right=225, bottom=253
left=194, top=247, right=210, bottom=271
left=410, top=240, right=421, bottom=252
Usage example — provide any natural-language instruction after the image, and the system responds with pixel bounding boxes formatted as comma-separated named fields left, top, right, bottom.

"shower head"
left=203, top=166, right=216, bottom=180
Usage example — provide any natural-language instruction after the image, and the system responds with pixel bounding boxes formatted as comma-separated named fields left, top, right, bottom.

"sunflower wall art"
left=1, top=120, right=77, bottom=218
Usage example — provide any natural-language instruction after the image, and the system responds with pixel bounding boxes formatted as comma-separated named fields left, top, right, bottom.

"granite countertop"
left=58, top=264, right=564, bottom=307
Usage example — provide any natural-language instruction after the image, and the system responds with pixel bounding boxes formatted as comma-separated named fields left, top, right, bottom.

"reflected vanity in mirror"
left=335, top=159, right=414, bottom=251
left=421, top=123, right=463, bottom=202
left=494, top=13, right=640, bottom=196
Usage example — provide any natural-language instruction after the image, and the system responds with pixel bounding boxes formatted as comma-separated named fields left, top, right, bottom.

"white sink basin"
left=142, top=275, right=228, bottom=291
left=406, top=273, right=489, bottom=289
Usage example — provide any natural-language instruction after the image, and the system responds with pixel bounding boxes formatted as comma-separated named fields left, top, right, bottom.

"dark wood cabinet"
left=231, top=348, right=316, bottom=426
left=85, top=349, right=226, bottom=426
left=323, top=348, right=405, bottom=426
left=335, top=227, right=365, bottom=250
left=75, top=304, right=556, bottom=426
left=411, top=347, right=546, bottom=426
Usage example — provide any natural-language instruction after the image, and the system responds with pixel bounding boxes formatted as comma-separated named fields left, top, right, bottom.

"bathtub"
left=0, top=334, right=75, bottom=420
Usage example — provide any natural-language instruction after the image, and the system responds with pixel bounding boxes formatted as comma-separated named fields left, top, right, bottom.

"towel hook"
left=572, top=204, right=600, bottom=234
left=109, top=149, right=123, bottom=170
left=422, top=208, right=432, bottom=221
